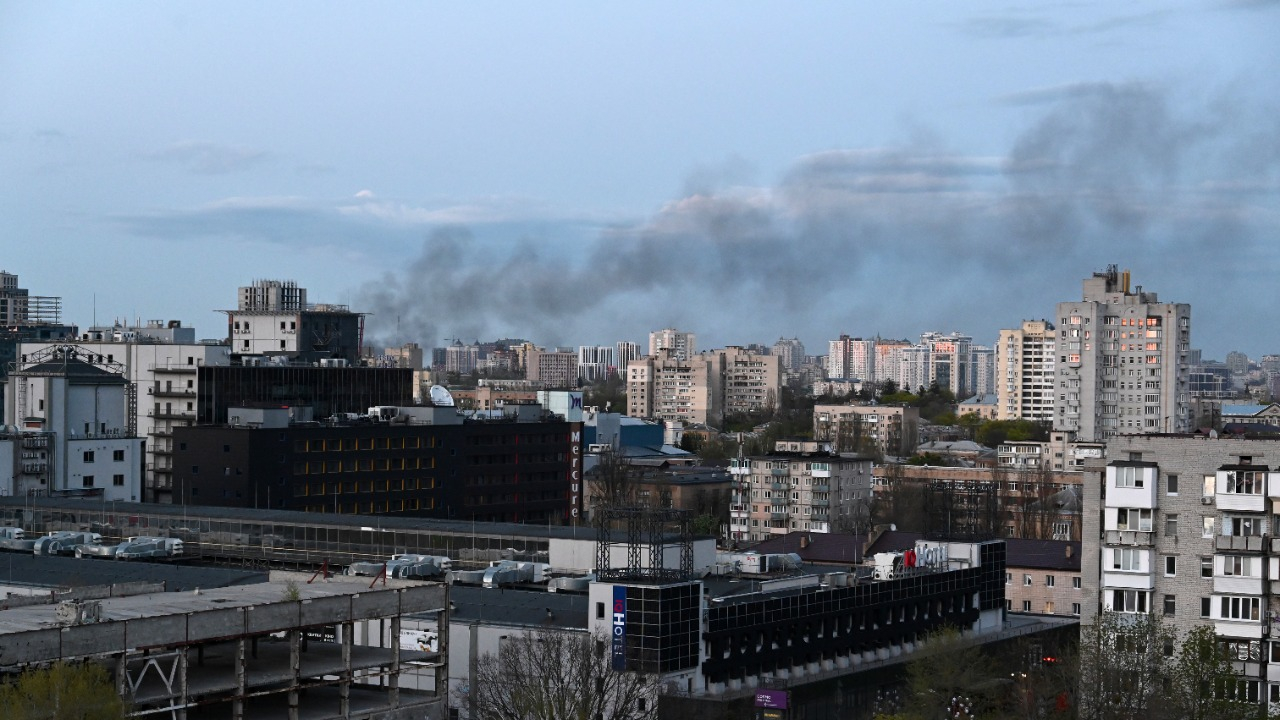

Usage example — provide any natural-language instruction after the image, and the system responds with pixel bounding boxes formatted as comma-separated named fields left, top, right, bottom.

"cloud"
left=113, top=82, right=1280, bottom=356
left=354, top=81, right=1279, bottom=354
left=145, top=140, right=269, bottom=175
left=956, top=7, right=1172, bottom=39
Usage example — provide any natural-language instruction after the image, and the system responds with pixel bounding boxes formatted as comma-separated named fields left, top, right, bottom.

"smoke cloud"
left=359, top=81, right=1278, bottom=355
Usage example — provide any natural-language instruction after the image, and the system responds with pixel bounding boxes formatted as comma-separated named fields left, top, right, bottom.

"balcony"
left=1104, top=530, right=1154, bottom=547
left=811, top=467, right=831, bottom=478
left=1216, top=535, right=1265, bottom=553
left=811, top=499, right=830, bottom=508
left=150, top=362, right=201, bottom=373
left=151, top=388, right=197, bottom=398
left=771, top=482, right=790, bottom=491
left=1214, top=576, right=1264, bottom=596
left=148, top=411, right=195, bottom=421
left=769, top=512, right=789, bottom=521
left=811, top=484, right=830, bottom=493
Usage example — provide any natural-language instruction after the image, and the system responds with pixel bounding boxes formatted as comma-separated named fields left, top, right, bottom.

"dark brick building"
left=172, top=414, right=580, bottom=524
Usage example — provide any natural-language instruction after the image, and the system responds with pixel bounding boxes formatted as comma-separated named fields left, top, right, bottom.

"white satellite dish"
left=429, top=385, right=455, bottom=407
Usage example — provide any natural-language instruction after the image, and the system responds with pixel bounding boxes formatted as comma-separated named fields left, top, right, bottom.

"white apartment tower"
left=626, top=350, right=722, bottom=427
left=648, top=328, right=696, bottom=361
left=996, top=320, right=1057, bottom=422
left=1054, top=267, right=1191, bottom=440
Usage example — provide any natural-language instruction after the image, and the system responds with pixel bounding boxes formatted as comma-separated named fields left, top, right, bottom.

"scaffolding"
left=594, top=505, right=693, bottom=584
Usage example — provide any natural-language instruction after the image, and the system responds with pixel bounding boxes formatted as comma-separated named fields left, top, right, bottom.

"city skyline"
left=3, top=3, right=1277, bottom=357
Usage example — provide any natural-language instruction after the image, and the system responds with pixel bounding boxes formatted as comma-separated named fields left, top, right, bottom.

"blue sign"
left=611, top=585, right=627, bottom=671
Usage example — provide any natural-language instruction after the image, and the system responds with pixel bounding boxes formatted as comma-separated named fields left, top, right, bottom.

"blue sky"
left=2, top=2, right=1277, bottom=358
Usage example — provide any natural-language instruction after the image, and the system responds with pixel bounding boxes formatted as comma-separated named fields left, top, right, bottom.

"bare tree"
left=1077, top=611, right=1175, bottom=720
left=467, top=629, right=659, bottom=720
left=587, top=449, right=640, bottom=517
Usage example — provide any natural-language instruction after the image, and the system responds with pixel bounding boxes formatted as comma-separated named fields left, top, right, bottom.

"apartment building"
left=813, top=403, right=920, bottom=457
left=525, top=348, right=578, bottom=388
left=23, top=327, right=231, bottom=500
left=997, top=320, right=1057, bottom=422
left=576, top=345, right=614, bottom=383
left=626, top=350, right=723, bottom=427
left=922, top=332, right=973, bottom=397
left=648, top=327, right=696, bottom=361
left=1082, top=434, right=1280, bottom=711
left=727, top=440, right=873, bottom=542
left=770, top=337, right=806, bottom=373
left=1053, top=266, right=1192, bottom=440
left=717, top=346, right=781, bottom=416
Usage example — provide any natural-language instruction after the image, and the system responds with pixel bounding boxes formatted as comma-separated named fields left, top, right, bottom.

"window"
left=1024, top=574, right=1032, bottom=586
left=1220, top=596, right=1261, bottom=621
left=1022, top=600, right=1032, bottom=612
left=1163, top=595, right=1176, bottom=617
left=1201, top=556, right=1213, bottom=578
left=595, top=602, right=604, bottom=619
left=1072, top=603, right=1081, bottom=615
left=1203, top=517, right=1215, bottom=538
left=1223, top=470, right=1265, bottom=495
left=1220, top=640, right=1261, bottom=662
left=1116, top=508, right=1153, bottom=532
left=1046, top=575, right=1055, bottom=587
left=1112, top=590, right=1149, bottom=613
left=113, top=449, right=124, bottom=462
left=1164, top=513, right=1178, bottom=537
left=1112, top=548, right=1142, bottom=571
left=1166, top=473, right=1178, bottom=494
left=1203, top=475, right=1215, bottom=497
left=1072, top=577, right=1081, bottom=589
left=1005, top=573, right=1012, bottom=585
left=1115, top=466, right=1144, bottom=488
left=1226, top=515, right=1264, bottom=537
left=83, top=451, right=95, bottom=463
left=1221, top=555, right=1262, bottom=577
left=82, top=475, right=94, bottom=488
left=1164, top=556, right=1176, bottom=577
left=1045, top=601, right=1055, bottom=614
left=112, top=474, right=124, bottom=486
left=1200, top=597, right=1211, bottom=618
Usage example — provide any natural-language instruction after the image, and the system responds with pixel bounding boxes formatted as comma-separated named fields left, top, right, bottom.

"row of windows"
left=83, top=450, right=126, bottom=463
left=295, top=458, right=436, bottom=474
left=1007, top=599, right=1080, bottom=615
left=298, top=498, right=430, bottom=514
left=296, top=437, right=438, bottom=452
left=81, top=474, right=126, bottom=487
left=1008, top=573, right=1081, bottom=589
left=293, top=478, right=435, bottom=496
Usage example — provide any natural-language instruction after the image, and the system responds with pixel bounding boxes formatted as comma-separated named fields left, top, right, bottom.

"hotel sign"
left=611, top=585, right=627, bottom=671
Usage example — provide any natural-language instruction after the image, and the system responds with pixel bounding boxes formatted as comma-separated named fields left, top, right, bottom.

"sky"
left=2, top=2, right=1278, bottom=359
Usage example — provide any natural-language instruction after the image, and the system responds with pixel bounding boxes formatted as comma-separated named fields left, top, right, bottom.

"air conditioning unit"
left=1201, top=497, right=1214, bottom=505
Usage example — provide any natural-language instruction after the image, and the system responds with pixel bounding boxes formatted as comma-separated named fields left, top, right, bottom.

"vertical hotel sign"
left=611, top=585, right=627, bottom=670
left=568, top=391, right=584, bottom=519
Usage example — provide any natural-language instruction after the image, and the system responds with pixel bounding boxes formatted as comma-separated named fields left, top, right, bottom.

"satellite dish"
left=429, top=385, right=455, bottom=407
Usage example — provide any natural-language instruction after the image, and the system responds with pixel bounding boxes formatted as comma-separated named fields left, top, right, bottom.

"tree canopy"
left=0, top=662, right=127, bottom=720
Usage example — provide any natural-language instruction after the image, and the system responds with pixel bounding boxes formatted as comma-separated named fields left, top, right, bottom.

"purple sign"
left=755, top=690, right=789, bottom=709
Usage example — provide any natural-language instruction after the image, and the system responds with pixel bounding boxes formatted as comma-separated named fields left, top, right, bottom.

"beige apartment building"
left=718, top=346, right=782, bottom=416
left=813, top=403, right=919, bottom=457
left=728, top=440, right=873, bottom=543
left=626, top=350, right=723, bottom=427
left=996, top=320, right=1057, bottom=422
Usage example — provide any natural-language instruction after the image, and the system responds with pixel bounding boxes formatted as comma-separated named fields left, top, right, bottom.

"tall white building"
left=2, top=345, right=143, bottom=501
left=23, top=324, right=232, bottom=501
left=577, top=346, right=615, bottom=383
left=922, top=332, right=973, bottom=397
left=1054, top=267, right=1191, bottom=440
left=770, top=337, right=806, bottom=373
left=614, top=341, right=641, bottom=368
left=996, top=320, right=1057, bottom=422
left=648, top=328, right=696, bottom=361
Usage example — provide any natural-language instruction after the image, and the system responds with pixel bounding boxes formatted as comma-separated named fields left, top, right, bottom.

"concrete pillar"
left=389, top=614, right=401, bottom=708
left=233, top=638, right=247, bottom=720
left=115, top=653, right=127, bottom=698
left=289, top=630, right=301, bottom=720
left=177, top=649, right=189, bottom=720
left=340, top=623, right=353, bottom=718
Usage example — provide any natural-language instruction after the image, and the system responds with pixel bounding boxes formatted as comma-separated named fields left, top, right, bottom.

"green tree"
left=1167, top=626, right=1263, bottom=720
left=1077, top=611, right=1174, bottom=720
left=0, top=661, right=127, bottom=720
left=467, top=629, right=658, bottom=720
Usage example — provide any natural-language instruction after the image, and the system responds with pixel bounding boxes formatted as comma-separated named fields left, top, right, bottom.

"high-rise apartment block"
left=626, top=350, right=721, bottom=427
left=996, top=320, right=1057, bottom=422
left=826, top=335, right=875, bottom=381
left=1082, top=434, right=1280, bottom=711
left=614, top=340, right=641, bottom=368
left=1054, top=267, right=1191, bottom=440
left=525, top=349, right=578, bottom=389
left=648, top=328, right=696, bottom=361
left=718, top=346, right=781, bottom=416
left=770, top=337, right=806, bottom=373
